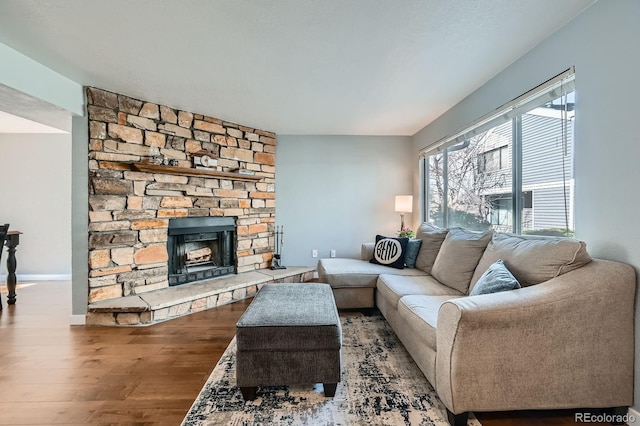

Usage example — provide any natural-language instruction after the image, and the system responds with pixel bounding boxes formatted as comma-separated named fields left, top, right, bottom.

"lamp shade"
left=395, top=195, right=413, bottom=213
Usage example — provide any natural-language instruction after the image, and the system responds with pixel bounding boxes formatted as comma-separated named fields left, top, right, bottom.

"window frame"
left=478, top=145, right=509, bottom=174
left=421, top=69, right=575, bottom=236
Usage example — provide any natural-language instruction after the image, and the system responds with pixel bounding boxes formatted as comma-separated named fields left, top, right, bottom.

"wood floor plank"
left=85, top=399, right=191, bottom=425
left=0, top=401, right=104, bottom=425
left=0, top=367, right=106, bottom=384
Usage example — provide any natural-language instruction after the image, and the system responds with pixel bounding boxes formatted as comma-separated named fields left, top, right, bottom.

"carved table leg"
left=5, top=233, right=19, bottom=305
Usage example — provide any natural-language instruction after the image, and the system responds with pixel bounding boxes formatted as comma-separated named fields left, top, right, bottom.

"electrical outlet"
left=312, top=250, right=318, bottom=258
left=330, top=250, right=336, bottom=258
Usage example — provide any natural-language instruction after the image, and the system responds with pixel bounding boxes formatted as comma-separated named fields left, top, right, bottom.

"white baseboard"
left=627, top=407, right=639, bottom=425
left=69, top=314, right=86, bottom=326
left=0, top=274, right=72, bottom=281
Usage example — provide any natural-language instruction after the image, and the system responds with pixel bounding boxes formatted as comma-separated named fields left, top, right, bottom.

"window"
left=426, top=155, right=445, bottom=228
left=521, top=97, right=574, bottom=236
left=478, top=145, right=508, bottom=173
left=488, top=195, right=512, bottom=232
left=421, top=69, right=575, bottom=237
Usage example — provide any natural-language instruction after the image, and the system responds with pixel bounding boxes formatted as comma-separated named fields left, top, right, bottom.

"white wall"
left=413, top=0, right=640, bottom=412
left=0, top=40, right=85, bottom=317
left=276, top=135, right=414, bottom=266
left=0, top=133, right=72, bottom=279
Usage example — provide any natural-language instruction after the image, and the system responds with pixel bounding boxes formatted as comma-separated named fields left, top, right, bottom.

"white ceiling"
left=0, top=0, right=595, bottom=136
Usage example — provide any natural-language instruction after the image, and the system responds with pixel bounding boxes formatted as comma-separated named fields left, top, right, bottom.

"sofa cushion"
left=398, top=295, right=463, bottom=351
left=431, top=228, right=493, bottom=294
left=377, top=274, right=463, bottom=309
left=414, top=223, right=449, bottom=273
left=469, top=259, right=521, bottom=296
left=370, top=235, right=409, bottom=269
left=469, top=232, right=593, bottom=289
left=361, top=243, right=375, bottom=260
left=317, top=258, right=429, bottom=289
left=405, top=239, right=423, bottom=268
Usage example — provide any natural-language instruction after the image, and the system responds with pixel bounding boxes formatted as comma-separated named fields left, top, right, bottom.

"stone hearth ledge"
left=86, top=266, right=315, bottom=326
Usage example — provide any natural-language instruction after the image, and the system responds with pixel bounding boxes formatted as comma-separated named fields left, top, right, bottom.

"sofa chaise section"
left=317, top=224, right=447, bottom=309
left=317, top=257, right=429, bottom=309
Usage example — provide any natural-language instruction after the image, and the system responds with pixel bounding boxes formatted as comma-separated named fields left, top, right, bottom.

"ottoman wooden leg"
left=240, top=386, right=257, bottom=401
left=323, top=383, right=337, bottom=397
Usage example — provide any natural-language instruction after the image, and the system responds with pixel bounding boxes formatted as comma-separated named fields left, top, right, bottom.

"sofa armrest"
left=435, top=259, right=635, bottom=414
left=361, top=243, right=374, bottom=260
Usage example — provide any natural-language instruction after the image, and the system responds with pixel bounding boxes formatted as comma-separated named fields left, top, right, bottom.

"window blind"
left=419, top=67, right=575, bottom=158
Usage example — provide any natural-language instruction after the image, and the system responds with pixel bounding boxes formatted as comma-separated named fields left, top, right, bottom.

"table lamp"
left=395, top=195, right=413, bottom=231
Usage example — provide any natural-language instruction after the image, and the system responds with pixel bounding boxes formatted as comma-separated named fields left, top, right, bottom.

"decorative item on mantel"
left=150, top=146, right=178, bottom=166
left=271, top=225, right=286, bottom=270
left=132, top=138, right=260, bottom=180
left=229, top=166, right=256, bottom=176
left=192, top=149, right=219, bottom=171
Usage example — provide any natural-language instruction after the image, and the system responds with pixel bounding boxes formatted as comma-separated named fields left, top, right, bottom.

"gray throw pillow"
left=469, top=259, right=521, bottom=296
left=404, top=239, right=423, bottom=269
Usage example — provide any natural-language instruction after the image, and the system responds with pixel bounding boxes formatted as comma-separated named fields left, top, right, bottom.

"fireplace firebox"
left=167, top=217, right=236, bottom=286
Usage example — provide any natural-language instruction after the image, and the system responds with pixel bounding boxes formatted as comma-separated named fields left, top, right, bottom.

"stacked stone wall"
left=86, top=87, right=276, bottom=304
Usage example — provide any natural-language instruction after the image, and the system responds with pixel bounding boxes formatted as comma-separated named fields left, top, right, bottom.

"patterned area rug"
left=183, top=312, right=481, bottom=425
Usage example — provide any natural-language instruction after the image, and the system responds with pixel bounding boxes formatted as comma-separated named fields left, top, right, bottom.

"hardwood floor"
left=0, top=281, right=612, bottom=425
left=0, top=281, right=249, bottom=425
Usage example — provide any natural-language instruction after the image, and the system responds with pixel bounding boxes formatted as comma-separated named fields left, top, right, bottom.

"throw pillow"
left=430, top=227, right=493, bottom=294
left=413, top=223, right=449, bottom=273
left=404, top=239, right=423, bottom=269
left=370, top=235, right=409, bottom=269
left=469, top=259, right=521, bottom=296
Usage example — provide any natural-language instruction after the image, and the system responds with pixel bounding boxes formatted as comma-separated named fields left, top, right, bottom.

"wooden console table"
left=4, top=230, right=21, bottom=305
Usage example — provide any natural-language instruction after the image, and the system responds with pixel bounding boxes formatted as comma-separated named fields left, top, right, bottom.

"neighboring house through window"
left=478, top=145, right=508, bottom=174
left=421, top=69, right=575, bottom=237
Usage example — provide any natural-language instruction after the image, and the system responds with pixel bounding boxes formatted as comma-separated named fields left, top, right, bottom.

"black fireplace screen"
left=167, top=217, right=236, bottom=286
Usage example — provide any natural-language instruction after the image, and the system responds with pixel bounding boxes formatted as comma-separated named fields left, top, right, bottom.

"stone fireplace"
left=86, top=87, right=277, bottom=305
left=167, top=216, right=236, bottom=285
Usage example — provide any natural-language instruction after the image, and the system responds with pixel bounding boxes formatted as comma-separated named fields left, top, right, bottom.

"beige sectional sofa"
left=317, top=223, right=636, bottom=425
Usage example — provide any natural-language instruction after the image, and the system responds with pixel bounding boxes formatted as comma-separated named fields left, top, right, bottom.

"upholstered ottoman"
left=235, top=283, right=342, bottom=400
